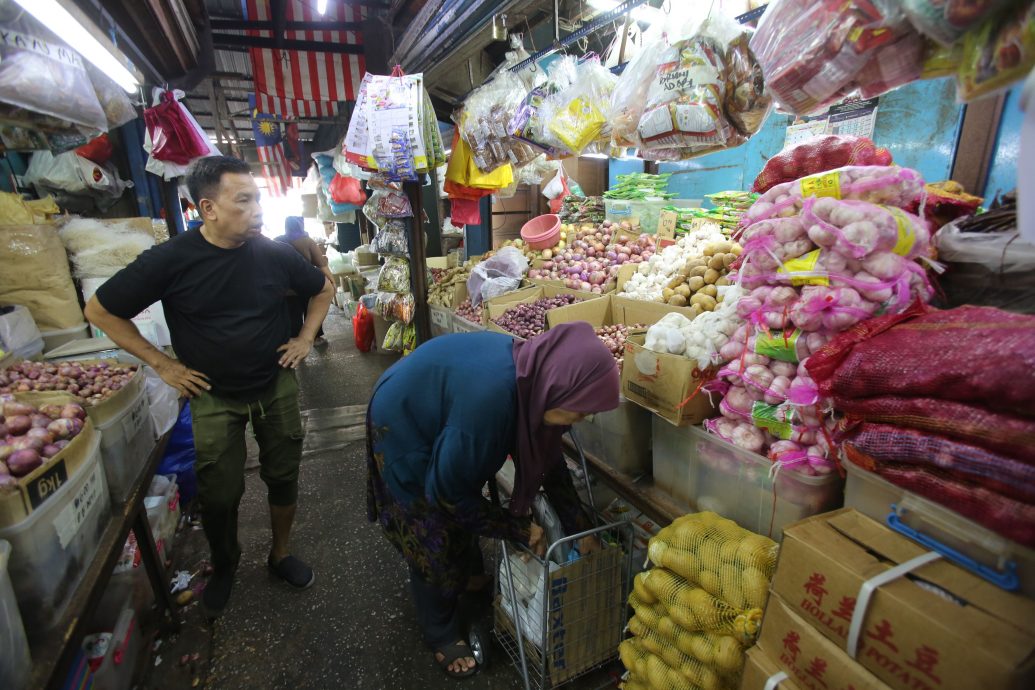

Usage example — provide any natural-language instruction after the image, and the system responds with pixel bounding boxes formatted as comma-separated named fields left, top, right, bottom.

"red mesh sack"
left=837, top=396, right=1035, bottom=460
left=808, top=303, right=1035, bottom=419
left=842, top=423, right=1035, bottom=504
left=845, top=451, right=1035, bottom=548
left=751, top=135, right=893, bottom=194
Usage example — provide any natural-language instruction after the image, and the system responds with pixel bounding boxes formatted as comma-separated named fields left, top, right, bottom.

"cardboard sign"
left=657, top=209, right=678, bottom=241
left=772, top=510, right=1035, bottom=690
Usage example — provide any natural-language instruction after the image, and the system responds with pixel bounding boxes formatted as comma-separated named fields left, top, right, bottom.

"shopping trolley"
left=492, top=429, right=634, bottom=690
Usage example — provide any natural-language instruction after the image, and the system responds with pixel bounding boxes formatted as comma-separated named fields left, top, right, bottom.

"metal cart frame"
left=494, top=430, right=634, bottom=690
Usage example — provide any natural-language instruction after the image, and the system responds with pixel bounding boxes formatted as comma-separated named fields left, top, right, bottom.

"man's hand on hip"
left=155, top=359, right=211, bottom=398
left=278, top=336, right=313, bottom=369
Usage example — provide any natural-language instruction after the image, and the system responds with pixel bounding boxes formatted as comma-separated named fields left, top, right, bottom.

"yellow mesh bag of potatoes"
left=648, top=512, right=777, bottom=610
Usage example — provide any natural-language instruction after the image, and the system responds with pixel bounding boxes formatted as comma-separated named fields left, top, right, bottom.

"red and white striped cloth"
left=244, top=0, right=365, bottom=104
left=256, top=142, right=292, bottom=197
left=255, top=92, right=337, bottom=119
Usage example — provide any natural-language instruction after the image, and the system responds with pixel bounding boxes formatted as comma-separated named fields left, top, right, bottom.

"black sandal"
left=435, top=641, right=478, bottom=679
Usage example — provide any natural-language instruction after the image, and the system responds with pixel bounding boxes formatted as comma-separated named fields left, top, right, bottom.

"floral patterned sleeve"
left=428, top=426, right=531, bottom=542
left=542, top=449, right=594, bottom=536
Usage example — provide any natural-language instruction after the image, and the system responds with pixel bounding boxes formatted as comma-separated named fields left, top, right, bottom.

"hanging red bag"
left=143, top=90, right=210, bottom=165
left=352, top=302, right=375, bottom=352
left=76, top=134, right=113, bottom=165
left=329, top=173, right=367, bottom=206
left=450, top=198, right=481, bottom=226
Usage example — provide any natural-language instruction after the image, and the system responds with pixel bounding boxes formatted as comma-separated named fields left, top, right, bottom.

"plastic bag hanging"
left=144, top=90, right=212, bottom=165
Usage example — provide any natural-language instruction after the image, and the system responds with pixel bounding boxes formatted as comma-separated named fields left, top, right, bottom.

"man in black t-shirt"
left=85, top=156, right=334, bottom=616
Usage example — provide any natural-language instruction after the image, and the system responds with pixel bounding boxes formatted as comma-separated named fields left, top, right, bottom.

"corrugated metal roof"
left=205, top=0, right=245, bottom=19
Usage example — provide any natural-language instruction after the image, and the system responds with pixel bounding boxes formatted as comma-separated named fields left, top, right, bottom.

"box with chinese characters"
left=768, top=509, right=1035, bottom=690
left=756, top=595, right=889, bottom=690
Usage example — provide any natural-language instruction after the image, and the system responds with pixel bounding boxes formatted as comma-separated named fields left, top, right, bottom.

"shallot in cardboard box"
left=772, top=509, right=1035, bottom=690
left=757, top=595, right=891, bottom=690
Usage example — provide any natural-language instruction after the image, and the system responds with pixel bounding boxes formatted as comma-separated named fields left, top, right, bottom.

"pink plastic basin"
left=520, top=214, right=561, bottom=250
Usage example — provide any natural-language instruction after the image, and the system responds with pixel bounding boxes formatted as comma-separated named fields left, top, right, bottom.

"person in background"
left=276, top=216, right=333, bottom=346
left=366, top=322, right=620, bottom=678
left=84, top=156, right=334, bottom=617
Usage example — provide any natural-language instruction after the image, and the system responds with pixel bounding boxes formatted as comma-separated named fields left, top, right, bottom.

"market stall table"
left=28, top=417, right=182, bottom=690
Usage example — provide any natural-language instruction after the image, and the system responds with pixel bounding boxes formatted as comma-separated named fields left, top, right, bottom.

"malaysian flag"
left=255, top=92, right=338, bottom=119
left=244, top=0, right=365, bottom=104
left=251, top=97, right=291, bottom=197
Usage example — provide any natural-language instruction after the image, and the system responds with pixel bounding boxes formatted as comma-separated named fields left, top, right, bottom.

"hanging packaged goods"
left=343, top=69, right=446, bottom=180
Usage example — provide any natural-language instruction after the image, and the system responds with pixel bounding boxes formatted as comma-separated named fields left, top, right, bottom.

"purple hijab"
left=509, top=321, right=621, bottom=516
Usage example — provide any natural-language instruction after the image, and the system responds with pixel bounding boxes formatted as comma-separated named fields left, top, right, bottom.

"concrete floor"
left=141, top=309, right=622, bottom=690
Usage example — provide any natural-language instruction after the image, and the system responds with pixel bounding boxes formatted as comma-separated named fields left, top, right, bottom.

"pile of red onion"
left=594, top=324, right=642, bottom=370
left=453, top=298, right=482, bottom=324
left=527, top=221, right=656, bottom=292
left=494, top=295, right=581, bottom=339
left=0, top=397, right=86, bottom=488
left=0, top=360, right=137, bottom=403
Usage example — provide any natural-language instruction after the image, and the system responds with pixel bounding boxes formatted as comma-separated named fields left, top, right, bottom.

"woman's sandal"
left=435, top=641, right=478, bottom=679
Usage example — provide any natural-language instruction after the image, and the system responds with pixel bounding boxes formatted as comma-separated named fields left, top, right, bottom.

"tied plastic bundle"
left=749, top=0, right=920, bottom=116
left=535, top=56, right=617, bottom=157
left=751, top=136, right=893, bottom=194
left=457, top=71, right=538, bottom=173
left=634, top=12, right=772, bottom=161
left=806, top=303, right=1035, bottom=546
left=620, top=513, right=776, bottom=690
left=509, top=56, right=578, bottom=156
left=901, top=0, right=1016, bottom=46
left=57, top=217, right=155, bottom=279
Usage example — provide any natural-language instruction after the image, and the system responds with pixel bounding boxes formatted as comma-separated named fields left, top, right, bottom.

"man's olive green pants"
left=190, top=370, right=304, bottom=571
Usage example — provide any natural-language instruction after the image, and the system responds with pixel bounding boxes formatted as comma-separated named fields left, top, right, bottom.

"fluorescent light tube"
left=12, top=0, right=139, bottom=93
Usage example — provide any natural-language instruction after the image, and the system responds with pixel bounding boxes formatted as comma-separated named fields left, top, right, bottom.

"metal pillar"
left=405, top=180, right=432, bottom=344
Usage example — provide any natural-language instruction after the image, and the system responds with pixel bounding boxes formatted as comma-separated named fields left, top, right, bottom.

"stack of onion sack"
left=621, top=513, right=777, bottom=690
left=807, top=303, right=1035, bottom=548
left=707, top=165, right=935, bottom=474
left=0, top=396, right=87, bottom=488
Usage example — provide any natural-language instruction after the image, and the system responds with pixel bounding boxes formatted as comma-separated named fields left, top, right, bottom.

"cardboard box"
left=426, top=255, right=459, bottom=270
left=494, top=545, right=624, bottom=686
left=621, top=332, right=715, bottom=426
left=613, top=266, right=704, bottom=322
left=757, top=595, right=892, bottom=690
left=483, top=285, right=604, bottom=338
left=772, top=509, right=1035, bottom=690
left=547, top=292, right=701, bottom=331
left=741, top=646, right=807, bottom=690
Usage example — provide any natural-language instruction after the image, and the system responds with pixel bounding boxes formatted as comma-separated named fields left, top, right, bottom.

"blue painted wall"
left=636, top=78, right=966, bottom=200
left=984, top=85, right=1022, bottom=200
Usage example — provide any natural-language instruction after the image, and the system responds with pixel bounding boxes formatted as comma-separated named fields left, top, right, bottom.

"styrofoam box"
left=97, top=384, right=156, bottom=504
left=40, top=323, right=89, bottom=354
left=0, top=540, right=31, bottom=690
left=81, top=278, right=171, bottom=348
left=0, top=441, right=111, bottom=640
left=652, top=417, right=843, bottom=541
left=844, top=459, right=1035, bottom=597
left=574, top=396, right=652, bottom=477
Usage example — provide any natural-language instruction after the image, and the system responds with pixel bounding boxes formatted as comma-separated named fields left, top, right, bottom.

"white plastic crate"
left=652, top=417, right=843, bottom=541
left=844, top=459, right=1035, bottom=596
left=573, top=397, right=651, bottom=476
left=96, top=384, right=156, bottom=504
left=0, top=540, right=31, bottom=690
left=0, top=442, right=110, bottom=639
